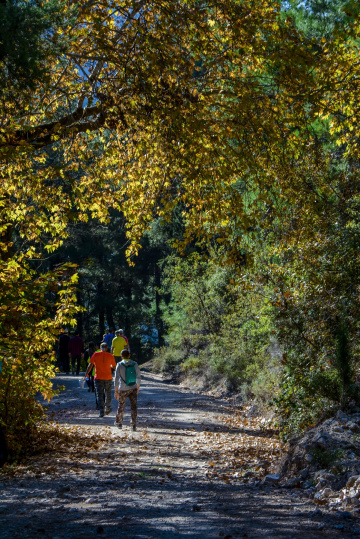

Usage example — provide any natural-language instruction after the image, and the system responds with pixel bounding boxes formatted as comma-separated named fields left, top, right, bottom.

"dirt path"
left=1, top=371, right=359, bottom=538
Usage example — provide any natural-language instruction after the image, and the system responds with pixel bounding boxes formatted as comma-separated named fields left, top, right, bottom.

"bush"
left=157, top=251, right=280, bottom=399
left=0, top=264, right=81, bottom=460
left=152, top=346, right=186, bottom=373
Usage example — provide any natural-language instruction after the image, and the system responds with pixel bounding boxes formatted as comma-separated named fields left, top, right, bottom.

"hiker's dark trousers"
left=116, top=388, right=138, bottom=426
left=95, top=379, right=112, bottom=413
left=60, top=353, right=69, bottom=373
left=71, top=354, right=81, bottom=375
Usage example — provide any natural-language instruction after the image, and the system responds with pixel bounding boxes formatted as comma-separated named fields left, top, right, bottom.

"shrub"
left=0, top=264, right=81, bottom=460
left=157, top=251, right=280, bottom=399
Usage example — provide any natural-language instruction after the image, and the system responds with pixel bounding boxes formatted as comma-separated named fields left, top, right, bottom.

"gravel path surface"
left=1, top=371, right=360, bottom=538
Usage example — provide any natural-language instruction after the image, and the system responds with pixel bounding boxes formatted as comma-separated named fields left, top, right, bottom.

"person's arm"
left=86, top=352, right=97, bottom=378
left=109, top=354, right=115, bottom=374
left=114, top=363, right=120, bottom=400
left=135, top=362, right=141, bottom=394
left=85, top=363, right=94, bottom=377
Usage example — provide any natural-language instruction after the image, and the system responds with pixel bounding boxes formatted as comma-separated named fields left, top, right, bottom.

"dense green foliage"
left=151, top=0, right=360, bottom=434
left=2, top=0, right=360, bottom=460
left=54, top=211, right=172, bottom=361
left=0, top=0, right=72, bottom=96
left=154, top=253, right=280, bottom=401
left=284, top=0, right=352, bottom=36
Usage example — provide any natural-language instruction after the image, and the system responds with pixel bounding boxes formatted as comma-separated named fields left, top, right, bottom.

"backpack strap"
left=119, top=362, right=126, bottom=384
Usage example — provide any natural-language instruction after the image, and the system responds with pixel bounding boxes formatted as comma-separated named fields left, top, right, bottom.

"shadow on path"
left=1, top=372, right=358, bottom=538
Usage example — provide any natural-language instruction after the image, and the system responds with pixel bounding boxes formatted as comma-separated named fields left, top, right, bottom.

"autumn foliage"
left=1, top=0, right=360, bottom=454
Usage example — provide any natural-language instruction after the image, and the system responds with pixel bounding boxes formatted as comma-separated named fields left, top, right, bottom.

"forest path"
left=1, top=371, right=359, bottom=538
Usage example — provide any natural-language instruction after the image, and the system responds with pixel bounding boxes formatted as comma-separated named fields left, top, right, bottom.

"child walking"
left=114, top=349, right=141, bottom=431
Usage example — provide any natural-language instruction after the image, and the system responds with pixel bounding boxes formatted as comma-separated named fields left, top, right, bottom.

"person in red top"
left=68, top=330, right=84, bottom=376
left=85, top=342, right=116, bottom=418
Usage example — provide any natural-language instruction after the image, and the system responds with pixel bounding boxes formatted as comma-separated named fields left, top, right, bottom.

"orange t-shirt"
left=90, top=351, right=116, bottom=380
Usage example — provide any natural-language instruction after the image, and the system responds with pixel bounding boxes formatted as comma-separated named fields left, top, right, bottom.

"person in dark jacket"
left=84, top=341, right=97, bottom=393
left=68, top=330, right=84, bottom=376
left=58, top=329, right=70, bottom=374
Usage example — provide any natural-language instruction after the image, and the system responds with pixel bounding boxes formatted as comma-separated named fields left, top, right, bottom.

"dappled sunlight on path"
left=1, top=371, right=359, bottom=538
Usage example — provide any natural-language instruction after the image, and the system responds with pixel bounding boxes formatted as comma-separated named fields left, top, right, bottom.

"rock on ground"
left=277, top=408, right=360, bottom=516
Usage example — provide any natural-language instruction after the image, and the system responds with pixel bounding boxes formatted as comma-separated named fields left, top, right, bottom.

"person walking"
left=84, top=342, right=96, bottom=393
left=114, top=349, right=141, bottom=431
left=58, top=329, right=70, bottom=374
left=85, top=342, right=116, bottom=418
left=68, top=330, right=85, bottom=376
left=111, top=329, right=130, bottom=364
left=104, top=328, right=115, bottom=349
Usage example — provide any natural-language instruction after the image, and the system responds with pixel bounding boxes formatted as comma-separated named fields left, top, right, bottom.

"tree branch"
left=2, top=105, right=106, bottom=149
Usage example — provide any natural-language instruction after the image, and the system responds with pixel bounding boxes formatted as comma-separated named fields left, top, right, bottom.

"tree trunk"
left=76, top=283, right=83, bottom=338
left=124, top=284, right=132, bottom=340
left=97, top=280, right=105, bottom=340
left=106, top=306, right=115, bottom=330
left=154, top=264, right=165, bottom=347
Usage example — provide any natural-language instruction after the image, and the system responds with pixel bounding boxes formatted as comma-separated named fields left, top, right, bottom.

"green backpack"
left=121, top=360, right=137, bottom=386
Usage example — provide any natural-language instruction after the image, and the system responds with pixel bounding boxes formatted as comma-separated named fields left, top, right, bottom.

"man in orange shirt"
left=85, top=342, right=116, bottom=418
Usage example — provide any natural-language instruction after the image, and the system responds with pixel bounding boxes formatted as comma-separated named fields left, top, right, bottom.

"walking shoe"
left=104, top=408, right=112, bottom=416
left=114, top=422, right=122, bottom=428
left=132, top=425, right=136, bottom=432
left=99, top=411, right=104, bottom=418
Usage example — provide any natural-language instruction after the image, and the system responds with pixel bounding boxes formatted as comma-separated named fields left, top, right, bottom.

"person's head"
left=121, top=349, right=130, bottom=360
left=100, top=342, right=108, bottom=352
left=63, top=328, right=68, bottom=334
left=74, top=330, right=79, bottom=336
left=109, top=327, right=114, bottom=334
left=88, top=341, right=95, bottom=351
left=118, top=329, right=124, bottom=335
